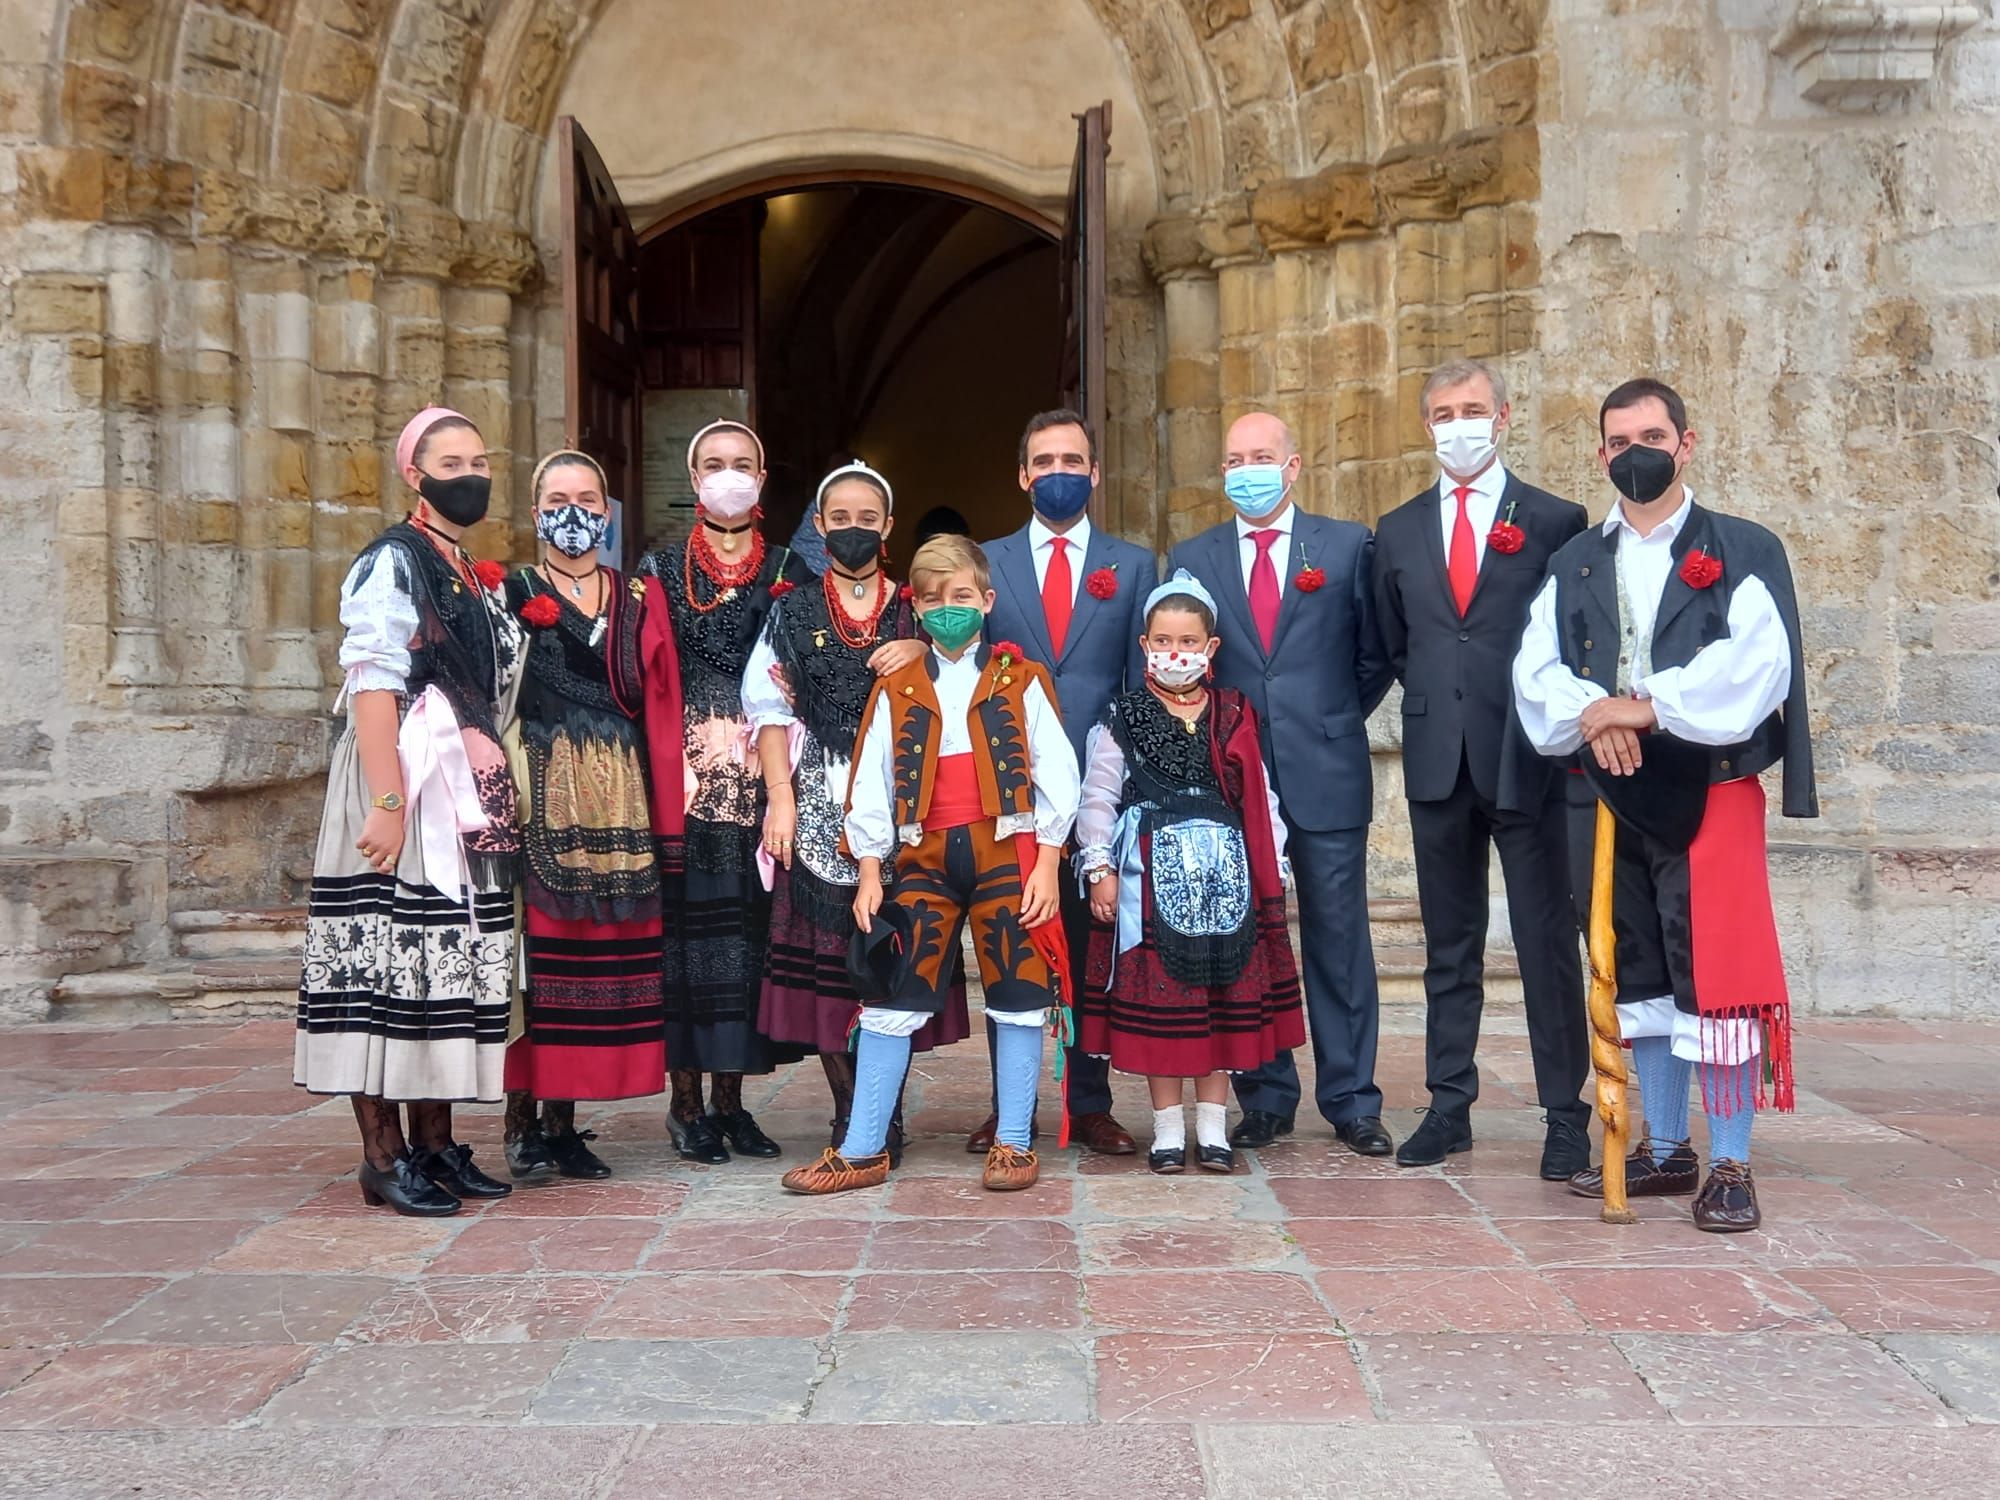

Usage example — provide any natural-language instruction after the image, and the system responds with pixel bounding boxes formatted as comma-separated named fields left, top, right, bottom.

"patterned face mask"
left=1146, top=648, right=1209, bottom=689
left=535, top=502, right=609, bottom=559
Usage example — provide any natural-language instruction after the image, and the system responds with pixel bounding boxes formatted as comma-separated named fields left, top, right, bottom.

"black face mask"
left=1607, top=442, right=1679, bottom=506
left=419, top=472, right=492, bottom=527
left=823, top=526, right=882, bottom=572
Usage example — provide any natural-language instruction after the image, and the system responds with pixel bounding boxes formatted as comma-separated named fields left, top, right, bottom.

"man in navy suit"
left=974, top=409, right=1157, bottom=1156
left=1374, top=359, right=1590, bottom=1179
left=1166, top=412, right=1395, bottom=1154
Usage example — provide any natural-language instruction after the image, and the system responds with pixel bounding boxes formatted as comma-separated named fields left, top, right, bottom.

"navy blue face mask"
left=1030, top=471, right=1093, bottom=523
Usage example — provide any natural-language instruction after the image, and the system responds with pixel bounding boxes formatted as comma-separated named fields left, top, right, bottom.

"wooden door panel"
left=1059, top=100, right=1111, bottom=456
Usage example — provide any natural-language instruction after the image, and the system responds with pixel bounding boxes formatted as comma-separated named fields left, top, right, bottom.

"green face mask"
left=920, top=604, right=985, bottom=653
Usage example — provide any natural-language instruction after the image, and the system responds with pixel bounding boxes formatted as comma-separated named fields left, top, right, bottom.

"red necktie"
left=1042, top=535, right=1073, bottom=656
left=1448, top=485, right=1476, bottom=616
left=1249, top=528, right=1282, bottom=653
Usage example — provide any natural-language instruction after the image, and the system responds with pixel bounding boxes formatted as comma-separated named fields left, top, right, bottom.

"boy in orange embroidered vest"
left=781, top=535, right=1081, bottom=1195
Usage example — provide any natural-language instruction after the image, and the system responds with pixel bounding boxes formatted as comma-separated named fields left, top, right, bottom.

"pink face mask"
left=696, top=469, right=761, bottom=521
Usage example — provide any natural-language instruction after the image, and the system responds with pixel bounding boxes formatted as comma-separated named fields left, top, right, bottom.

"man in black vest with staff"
left=1373, top=359, right=1592, bottom=1178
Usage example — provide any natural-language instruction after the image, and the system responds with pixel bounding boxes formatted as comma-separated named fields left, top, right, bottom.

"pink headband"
left=395, top=406, right=476, bottom=479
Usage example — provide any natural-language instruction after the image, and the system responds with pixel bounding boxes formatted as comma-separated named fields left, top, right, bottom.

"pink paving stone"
left=589, top=1272, right=845, bottom=1338
left=1881, top=1113, right=2000, bottom=1164
left=160, top=1088, right=322, bottom=1118
left=1497, top=1216, right=1761, bottom=1269
left=1360, top=1332, right=1668, bottom=1423
left=1930, top=1217, right=2000, bottom=1259
left=886, top=1174, right=1076, bottom=1218
left=0, top=1276, right=165, bottom=1346
left=0, top=1343, right=312, bottom=1429
left=0, top=1217, right=256, bottom=1274
left=491, top=1178, right=689, bottom=1218
left=1269, top=1176, right=1472, bottom=1218
left=1287, top=1216, right=1521, bottom=1270
left=210, top=1215, right=457, bottom=1275
left=93, top=1173, right=324, bottom=1219
left=0, top=1178, right=142, bottom=1221
left=644, top=1217, right=872, bottom=1273
left=1851, top=1168, right=2000, bottom=1221
left=65, top=1114, right=268, bottom=1150
left=82, top=1067, right=248, bottom=1094
left=1450, top=1173, right=1690, bottom=1221
left=866, top=1218, right=1079, bottom=1272
left=1558, top=1267, right=1840, bottom=1333
left=97, top=1273, right=389, bottom=1345
left=1083, top=1271, right=1337, bottom=1334
left=1727, top=1215, right=1971, bottom=1269
left=0, top=1145, right=208, bottom=1180
left=1318, top=1269, right=1588, bottom=1334
left=0, top=1348, right=50, bottom=1395
left=1080, top=1220, right=1294, bottom=1272
left=1093, top=1332, right=1373, bottom=1423
left=181, top=1144, right=359, bottom=1177
left=256, top=1343, right=568, bottom=1426
left=430, top=1215, right=661, bottom=1275
left=1618, top=1331, right=1954, bottom=1426
left=1080, top=1175, right=1247, bottom=1221
left=342, top=1275, right=622, bottom=1343
left=1785, top=1267, right=2000, bottom=1331
left=843, top=1271, right=1083, bottom=1332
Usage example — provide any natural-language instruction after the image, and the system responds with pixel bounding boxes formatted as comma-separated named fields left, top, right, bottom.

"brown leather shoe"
left=966, top=1113, right=1041, bottom=1154
left=780, top=1146, right=890, bottom=1195
left=1567, top=1138, right=1698, bottom=1199
left=1691, top=1158, right=1761, bottom=1233
left=1071, top=1111, right=1136, bottom=1155
left=982, top=1143, right=1040, bottom=1191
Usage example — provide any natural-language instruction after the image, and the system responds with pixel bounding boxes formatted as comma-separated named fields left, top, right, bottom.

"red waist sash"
left=928, top=753, right=983, bottom=831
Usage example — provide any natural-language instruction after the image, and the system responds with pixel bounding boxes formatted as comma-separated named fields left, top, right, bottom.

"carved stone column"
left=1144, top=210, right=1225, bottom=545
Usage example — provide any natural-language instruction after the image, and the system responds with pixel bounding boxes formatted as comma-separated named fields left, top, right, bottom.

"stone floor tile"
left=1095, top=1332, right=1371, bottom=1422
left=343, top=1275, right=621, bottom=1343
left=1497, top=1215, right=1758, bottom=1269
left=866, top=1217, right=1078, bottom=1271
left=1881, top=1333, right=2000, bottom=1422
left=209, top=1214, right=456, bottom=1274
left=22, top=1146, right=210, bottom=1179
left=807, top=1331, right=1089, bottom=1423
left=1318, top=1269, right=1587, bottom=1334
left=1727, top=1216, right=1970, bottom=1269
left=0, top=1217, right=255, bottom=1274
left=1270, top=1175, right=1472, bottom=1218
left=532, top=1338, right=821, bottom=1423
left=1080, top=1220, right=1294, bottom=1271
left=0, top=1430, right=387, bottom=1500
left=1619, top=1331, right=1953, bottom=1426
left=1198, top=1424, right=1509, bottom=1500
left=1559, top=1267, right=1841, bottom=1333
left=608, top=1423, right=1206, bottom=1499
left=679, top=1177, right=880, bottom=1220
left=1850, top=1168, right=2000, bottom=1222
left=886, top=1174, right=1076, bottom=1218
left=351, top=1427, right=644, bottom=1499
left=427, top=1214, right=660, bottom=1275
left=257, top=1343, right=567, bottom=1425
left=82, top=1067, right=248, bottom=1094
left=0, top=1276, right=165, bottom=1346
left=0, top=1349, right=50, bottom=1395
left=0, top=1178, right=140, bottom=1221
left=97, top=1274, right=389, bottom=1345
left=1084, top=1270, right=1336, bottom=1332
left=158, top=1088, right=319, bottom=1118
left=589, top=1272, right=844, bottom=1338
left=643, top=1217, right=870, bottom=1273
left=843, top=1271, right=1081, bottom=1331
left=0, top=1344, right=312, bottom=1429
left=1450, top=1173, right=1690, bottom=1220
left=179, top=1145, right=359, bottom=1177
left=1080, top=1174, right=1246, bottom=1220
left=1786, top=1267, right=2000, bottom=1331
left=1359, top=1333, right=1666, bottom=1423
left=479, top=1177, right=689, bottom=1219
left=1928, top=1217, right=2000, bottom=1259
left=1289, top=1216, right=1521, bottom=1269
left=90, top=1174, right=324, bottom=1220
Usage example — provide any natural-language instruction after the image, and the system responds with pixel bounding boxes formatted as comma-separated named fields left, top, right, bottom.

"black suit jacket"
left=1374, top=469, right=1586, bottom=811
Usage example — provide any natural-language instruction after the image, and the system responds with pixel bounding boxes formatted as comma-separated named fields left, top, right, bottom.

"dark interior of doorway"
left=635, top=185, right=1062, bottom=569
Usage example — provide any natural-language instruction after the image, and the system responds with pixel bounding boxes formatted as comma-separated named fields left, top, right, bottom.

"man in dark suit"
left=1166, top=411, right=1395, bottom=1154
left=1374, top=359, right=1592, bottom=1179
left=973, top=408, right=1157, bottom=1156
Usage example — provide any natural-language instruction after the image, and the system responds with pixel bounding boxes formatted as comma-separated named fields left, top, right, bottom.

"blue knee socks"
left=838, top=1030, right=912, bottom=1159
left=1630, top=1034, right=1692, bottom=1162
left=992, top=1022, right=1044, bottom=1151
left=1702, top=1060, right=1757, bottom=1164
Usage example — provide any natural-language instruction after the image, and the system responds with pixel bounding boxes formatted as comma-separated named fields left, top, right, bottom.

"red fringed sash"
left=1209, top=689, right=1291, bottom=918
left=629, top=575, right=688, bottom=850
left=1687, top=777, right=1794, bottom=1115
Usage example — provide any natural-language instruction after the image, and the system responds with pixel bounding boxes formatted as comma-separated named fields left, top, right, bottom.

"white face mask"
left=1147, top=648, right=1209, bottom=689
left=1431, top=416, right=1498, bottom=479
left=695, top=469, right=760, bottom=521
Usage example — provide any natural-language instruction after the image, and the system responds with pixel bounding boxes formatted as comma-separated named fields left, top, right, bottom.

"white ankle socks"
left=1150, top=1106, right=1186, bottom=1153
left=1193, top=1101, right=1229, bottom=1149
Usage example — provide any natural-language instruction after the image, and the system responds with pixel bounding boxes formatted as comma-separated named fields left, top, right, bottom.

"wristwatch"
left=372, top=791, right=406, bottom=812
left=1086, top=866, right=1112, bottom=886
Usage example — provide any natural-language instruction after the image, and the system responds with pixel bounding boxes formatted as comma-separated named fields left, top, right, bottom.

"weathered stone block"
left=12, top=275, right=105, bottom=335
left=1300, top=77, right=1373, bottom=166
left=61, top=62, right=143, bottom=149
left=1472, top=54, right=1540, bottom=127
left=277, top=99, right=364, bottom=193
left=298, top=30, right=377, bottom=107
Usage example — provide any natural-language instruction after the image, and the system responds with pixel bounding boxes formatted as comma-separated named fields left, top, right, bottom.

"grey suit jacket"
left=1167, top=510, right=1391, bottom=833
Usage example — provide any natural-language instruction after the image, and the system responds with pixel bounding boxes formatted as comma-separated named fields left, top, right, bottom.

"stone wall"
left=0, top=0, right=1995, bottom=1021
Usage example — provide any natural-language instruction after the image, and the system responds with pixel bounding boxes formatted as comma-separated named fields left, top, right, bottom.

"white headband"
left=1146, top=567, right=1219, bottom=620
left=686, top=420, right=765, bottom=471
left=815, top=461, right=895, bottom=515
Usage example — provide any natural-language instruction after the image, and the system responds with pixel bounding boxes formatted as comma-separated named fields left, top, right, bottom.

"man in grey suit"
left=1166, top=412, right=1395, bottom=1154
left=973, top=409, right=1157, bottom=1156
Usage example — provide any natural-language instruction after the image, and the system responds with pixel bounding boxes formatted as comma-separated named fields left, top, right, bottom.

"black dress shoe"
left=1148, top=1145, right=1186, bottom=1174
left=1336, top=1115, right=1396, bottom=1156
left=505, top=1129, right=560, bottom=1183
left=712, top=1109, right=782, bottom=1158
left=1196, top=1143, right=1235, bottom=1174
left=669, top=1114, right=732, bottom=1165
left=419, top=1142, right=512, bottom=1199
left=545, top=1125, right=612, bottom=1179
left=1539, top=1114, right=1592, bottom=1181
left=358, top=1153, right=460, bottom=1217
left=1393, top=1110, right=1469, bottom=1167
left=1227, top=1109, right=1294, bottom=1149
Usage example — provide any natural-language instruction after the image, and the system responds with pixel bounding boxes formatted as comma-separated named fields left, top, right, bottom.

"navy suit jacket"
left=1167, top=510, right=1391, bottom=833
left=986, top=522, right=1157, bottom=764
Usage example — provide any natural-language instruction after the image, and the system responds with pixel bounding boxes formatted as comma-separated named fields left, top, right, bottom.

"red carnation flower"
left=1679, top=548, right=1722, bottom=589
left=1294, top=566, right=1326, bottom=594
left=472, top=558, right=506, bottom=592
left=1085, top=565, right=1118, bottom=600
left=769, top=578, right=796, bottom=598
left=1487, top=521, right=1525, bottom=556
left=899, top=584, right=914, bottom=602
left=993, top=640, right=1023, bottom=660
left=519, top=593, right=561, bottom=628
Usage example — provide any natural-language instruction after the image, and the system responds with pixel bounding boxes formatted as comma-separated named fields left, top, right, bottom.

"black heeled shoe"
left=505, top=1127, right=560, bottom=1183
left=1148, top=1146, right=1186, bottom=1175
left=359, top=1153, right=460, bottom=1217
left=885, top=1115, right=907, bottom=1170
left=711, top=1109, right=781, bottom=1158
left=545, top=1125, right=612, bottom=1180
left=1196, top=1143, right=1236, bottom=1174
left=669, top=1114, right=731, bottom=1165
left=420, top=1142, right=512, bottom=1199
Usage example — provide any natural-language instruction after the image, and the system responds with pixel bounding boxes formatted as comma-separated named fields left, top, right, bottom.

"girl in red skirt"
left=1076, top=571, right=1304, bottom=1174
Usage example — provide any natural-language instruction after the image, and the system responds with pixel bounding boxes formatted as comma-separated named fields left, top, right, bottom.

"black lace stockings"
left=671, top=1070, right=746, bottom=1122
left=351, top=1097, right=453, bottom=1169
left=709, top=1072, right=744, bottom=1118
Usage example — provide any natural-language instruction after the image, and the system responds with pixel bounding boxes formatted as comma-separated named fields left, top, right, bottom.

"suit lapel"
left=1421, top=479, right=1455, bottom=612
left=1266, top=514, right=1311, bottom=659
left=1575, top=523, right=1619, bottom=638
left=995, top=531, right=1054, bottom=664
left=1651, top=501, right=1712, bottom=642
left=1056, top=526, right=1108, bottom=665
left=1210, top=524, right=1265, bottom=661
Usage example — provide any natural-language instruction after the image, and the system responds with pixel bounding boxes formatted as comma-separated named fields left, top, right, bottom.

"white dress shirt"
left=1234, top=504, right=1296, bottom=601
left=1029, top=514, right=1092, bottom=602
left=337, top=550, right=419, bottom=700
left=1436, top=461, right=1509, bottom=572
left=844, top=646, right=1081, bottom=862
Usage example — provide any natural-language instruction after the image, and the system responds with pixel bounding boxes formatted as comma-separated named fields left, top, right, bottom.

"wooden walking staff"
left=1586, top=800, right=1638, bottom=1226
